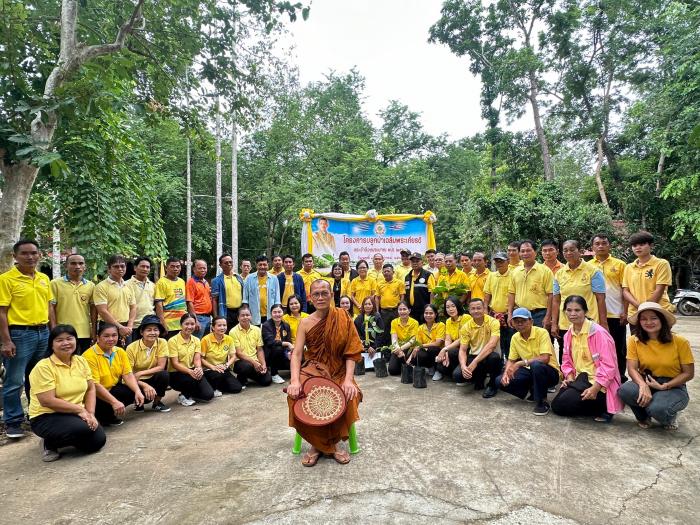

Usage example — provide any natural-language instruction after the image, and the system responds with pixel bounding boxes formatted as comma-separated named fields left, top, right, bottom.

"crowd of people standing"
left=0, top=229, right=694, bottom=463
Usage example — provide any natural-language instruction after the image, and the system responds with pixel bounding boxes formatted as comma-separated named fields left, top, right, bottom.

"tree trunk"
left=215, top=97, right=223, bottom=264
left=594, top=136, right=610, bottom=209
left=0, top=163, right=39, bottom=270
left=231, top=120, right=239, bottom=271
left=528, top=72, right=554, bottom=180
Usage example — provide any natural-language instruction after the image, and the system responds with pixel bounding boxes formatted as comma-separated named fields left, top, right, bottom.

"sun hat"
left=138, top=314, right=167, bottom=337
left=628, top=302, right=676, bottom=327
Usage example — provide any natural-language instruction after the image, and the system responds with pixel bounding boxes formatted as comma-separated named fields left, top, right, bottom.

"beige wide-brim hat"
left=629, top=301, right=676, bottom=327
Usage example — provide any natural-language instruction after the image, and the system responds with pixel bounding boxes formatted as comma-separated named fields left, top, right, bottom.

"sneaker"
left=5, top=424, right=25, bottom=439
left=213, top=389, right=223, bottom=397
left=271, top=374, right=285, bottom=384
left=134, top=404, right=145, bottom=412
left=241, top=385, right=246, bottom=390
left=152, top=401, right=171, bottom=413
left=533, top=402, right=550, bottom=416
left=177, top=394, right=196, bottom=407
left=482, top=386, right=498, bottom=398
left=455, top=381, right=468, bottom=387
left=432, top=370, right=443, bottom=381
left=107, top=418, right=124, bottom=426
left=40, top=440, right=60, bottom=462
left=547, top=386, right=557, bottom=393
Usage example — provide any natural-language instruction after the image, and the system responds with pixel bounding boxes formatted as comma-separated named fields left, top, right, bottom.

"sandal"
left=663, top=416, right=679, bottom=431
left=301, top=450, right=321, bottom=467
left=594, top=413, right=614, bottom=423
left=637, top=419, right=652, bottom=429
left=332, top=449, right=351, bottom=465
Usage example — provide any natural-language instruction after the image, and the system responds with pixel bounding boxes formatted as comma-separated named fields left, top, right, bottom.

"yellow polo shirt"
left=394, top=264, right=413, bottom=282
left=82, top=344, right=132, bottom=389
left=416, top=322, right=446, bottom=346
left=283, top=313, right=308, bottom=343
left=627, top=333, right=694, bottom=378
left=230, top=324, right=263, bottom=361
left=94, top=278, right=135, bottom=323
left=50, top=277, right=94, bottom=338
left=554, top=260, right=605, bottom=329
left=126, top=338, right=169, bottom=379
left=459, top=315, right=500, bottom=355
left=155, top=277, right=188, bottom=332
left=544, top=260, right=563, bottom=276
left=509, top=261, right=524, bottom=271
left=622, top=256, right=672, bottom=314
left=0, top=266, right=52, bottom=325
left=484, top=270, right=512, bottom=313
left=569, top=320, right=600, bottom=386
left=126, top=277, right=155, bottom=326
left=200, top=333, right=235, bottom=366
left=508, top=326, right=561, bottom=375
left=224, top=274, right=243, bottom=309
left=391, top=317, right=419, bottom=344
left=348, top=276, right=378, bottom=315
left=297, top=269, right=322, bottom=298
left=445, top=314, right=472, bottom=342
left=269, top=267, right=283, bottom=276
left=592, top=256, right=626, bottom=318
left=468, top=269, right=490, bottom=300
left=508, top=262, right=554, bottom=310
left=167, top=333, right=201, bottom=371
left=434, top=269, right=470, bottom=292
left=28, top=354, right=93, bottom=418
left=377, top=278, right=404, bottom=309
left=368, top=268, right=385, bottom=283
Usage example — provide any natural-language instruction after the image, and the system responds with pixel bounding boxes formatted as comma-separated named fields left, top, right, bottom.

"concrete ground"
left=1, top=318, right=699, bottom=525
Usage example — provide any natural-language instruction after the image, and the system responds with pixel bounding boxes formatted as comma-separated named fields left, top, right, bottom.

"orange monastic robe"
left=287, top=305, right=363, bottom=454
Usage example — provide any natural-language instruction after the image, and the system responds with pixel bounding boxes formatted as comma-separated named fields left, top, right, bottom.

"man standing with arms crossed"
left=50, top=253, right=96, bottom=354
left=0, top=240, right=53, bottom=439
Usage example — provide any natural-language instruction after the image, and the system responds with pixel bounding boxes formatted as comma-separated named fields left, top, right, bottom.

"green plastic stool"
left=292, top=423, right=360, bottom=455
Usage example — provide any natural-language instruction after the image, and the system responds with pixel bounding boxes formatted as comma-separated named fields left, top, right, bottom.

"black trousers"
left=551, top=380, right=607, bottom=417
left=264, top=344, right=290, bottom=375
left=378, top=308, right=398, bottom=347
left=169, top=371, right=215, bottom=400
left=233, top=360, right=272, bottom=386
left=416, top=347, right=440, bottom=368
left=388, top=352, right=408, bottom=376
left=226, top=307, right=240, bottom=329
left=436, top=348, right=460, bottom=377
left=140, top=370, right=169, bottom=398
left=607, top=317, right=627, bottom=381
left=94, top=383, right=137, bottom=424
left=452, top=352, right=502, bottom=389
left=30, top=413, right=106, bottom=453
left=203, top=369, right=243, bottom=394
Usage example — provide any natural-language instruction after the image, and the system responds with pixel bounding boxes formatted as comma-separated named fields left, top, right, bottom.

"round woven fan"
left=292, top=376, right=347, bottom=427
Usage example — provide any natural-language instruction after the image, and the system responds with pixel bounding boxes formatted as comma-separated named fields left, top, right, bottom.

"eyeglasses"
left=310, top=291, right=331, bottom=298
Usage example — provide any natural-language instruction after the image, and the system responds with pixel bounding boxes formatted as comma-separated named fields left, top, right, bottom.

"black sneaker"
left=533, top=402, right=550, bottom=416
left=134, top=404, right=145, bottom=412
left=152, top=401, right=171, bottom=413
left=106, top=418, right=124, bottom=426
left=482, top=386, right=498, bottom=398
left=5, top=424, right=25, bottom=439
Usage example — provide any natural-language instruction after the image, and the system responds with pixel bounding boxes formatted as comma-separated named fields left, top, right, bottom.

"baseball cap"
left=400, top=248, right=411, bottom=256
left=409, top=252, right=423, bottom=260
left=493, top=252, right=507, bottom=261
left=511, top=307, right=532, bottom=320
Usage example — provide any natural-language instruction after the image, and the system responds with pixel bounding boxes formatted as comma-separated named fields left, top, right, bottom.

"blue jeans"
left=195, top=315, right=211, bottom=339
left=618, top=380, right=689, bottom=425
left=496, top=360, right=559, bottom=404
left=2, top=327, right=49, bottom=425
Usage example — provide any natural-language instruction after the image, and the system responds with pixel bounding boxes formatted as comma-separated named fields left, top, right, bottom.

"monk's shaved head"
left=310, top=279, right=332, bottom=292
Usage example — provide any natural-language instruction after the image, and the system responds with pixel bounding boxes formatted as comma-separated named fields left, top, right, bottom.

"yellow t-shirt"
left=445, top=314, right=472, bottom=342
left=434, top=269, right=470, bottom=298
left=484, top=269, right=512, bottom=314
left=508, top=326, right=561, bottom=376
left=394, top=264, right=413, bottom=283
left=93, top=278, right=135, bottom=323
left=622, top=256, right=672, bottom=314
left=468, top=269, right=490, bottom=300
left=368, top=268, right=385, bottom=283
left=459, top=315, right=500, bottom=355
left=626, top=334, right=694, bottom=378
left=200, top=333, right=235, bottom=366
left=269, top=267, right=283, bottom=276
left=377, top=278, right=404, bottom=309
left=82, top=345, right=132, bottom=389
left=167, top=333, right=201, bottom=371
left=508, top=262, right=554, bottom=310
left=297, top=269, right=322, bottom=298
left=257, top=275, right=268, bottom=315
left=125, top=338, right=169, bottom=379
left=416, top=322, right=446, bottom=346
left=50, top=277, right=94, bottom=338
left=230, top=324, right=264, bottom=361
left=28, top=354, right=93, bottom=419
left=592, top=256, right=626, bottom=318
left=155, top=277, right=188, bottom=332
left=391, top=317, right=419, bottom=344
left=126, top=277, right=155, bottom=326
left=283, top=313, right=308, bottom=343
left=554, top=260, right=604, bottom=330
left=224, top=274, right=243, bottom=309
left=348, top=276, right=378, bottom=315
left=508, top=261, right=524, bottom=271
left=0, top=266, right=52, bottom=325
left=281, top=273, right=296, bottom=306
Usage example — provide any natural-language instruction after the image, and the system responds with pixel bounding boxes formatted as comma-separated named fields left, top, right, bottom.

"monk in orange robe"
left=287, top=279, right=363, bottom=466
